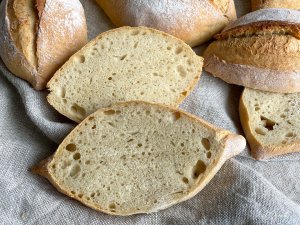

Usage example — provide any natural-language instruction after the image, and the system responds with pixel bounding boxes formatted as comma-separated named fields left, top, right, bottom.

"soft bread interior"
left=41, top=102, right=244, bottom=215
left=47, top=27, right=203, bottom=122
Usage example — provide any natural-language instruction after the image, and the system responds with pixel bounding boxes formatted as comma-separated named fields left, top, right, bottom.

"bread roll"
left=240, top=88, right=300, bottom=160
left=0, top=0, right=88, bottom=90
left=47, top=26, right=203, bottom=123
left=204, top=9, right=300, bottom=93
left=32, top=101, right=246, bottom=215
left=252, top=0, right=300, bottom=11
left=95, top=0, right=237, bottom=47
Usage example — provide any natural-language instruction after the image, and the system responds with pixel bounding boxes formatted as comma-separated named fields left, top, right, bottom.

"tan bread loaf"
left=95, top=0, right=237, bottom=47
left=0, top=0, right=88, bottom=90
left=252, top=0, right=300, bottom=11
left=240, top=88, right=300, bottom=160
left=47, top=26, right=203, bottom=123
left=32, top=101, right=246, bottom=216
left=204, top=8, right=300, bottom=93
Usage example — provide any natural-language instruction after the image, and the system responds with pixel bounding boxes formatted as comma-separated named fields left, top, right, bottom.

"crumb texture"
left=47, top=27, right=203, bottom=122
left=47, top=102, right=229, bottom=215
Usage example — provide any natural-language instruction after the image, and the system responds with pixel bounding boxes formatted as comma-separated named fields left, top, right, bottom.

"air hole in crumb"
left=73, top=153, right=81, bottom=160
left=108, top=77, right=112, bottom=80
left=70, top=104, right=86, bottom=118
left=92, top=125, right=96, bottom=129
left=134, top=42, right=138, bottom=48
left=182, top=177, right=189, bottom=184
left=282, top=141, right=287, bottom=144
left=146, top=110, right=150, bottom=115
left=286, top=132, right=295, bottom=138
left=85, top=160, right=90, bottom=165
left=109, top=203, right=116, bottom=211
left=206, top=152, right=212, bottom=159
left=78, top=194, right=83, bottom=198
left=180, top=143, right=184, bottom=147
left=137, top=143, right=142, bottom=147
left=192, top=160, right=206, bottom=179
left=260, top=116, right=276, bottom=131
left=74, top=55, right=85, bottom=63
left=66, top=143, right=76, bottom=152
left=181, top=91, right=188, bottom=96
left=131, top=30, right=140, bottom=36
left=104, top=110, right=116, bottom=115
left=69, top=164, right=81, bottom=177
left=255, top=128, right=266, bottom=135
left=280, top=114, right=286, bottom=118
left=167, top=46, right=172, bottom=50
left=201, top=138, right=211, bottom=150
left=255, top=107, right=260, bottom=111
left=177, top=65, right=187, bottom=77
left=175, top=47, right=183, bottom=54
left=154, top=199, right=158, bottom=203
left=88, top=116, right=94, bottom=121
left=91, top=193, right=95, bottom=197
left=71, top=191, right=76, bottom=195
left=172, top=112, right=181, bottom=121
left=57, top=87, right=66, bottom=98
left=140, top=92, right=144, bottom=95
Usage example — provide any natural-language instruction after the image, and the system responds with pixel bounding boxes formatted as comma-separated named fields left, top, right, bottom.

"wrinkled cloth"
left=0, top=1, right=299, bottom=224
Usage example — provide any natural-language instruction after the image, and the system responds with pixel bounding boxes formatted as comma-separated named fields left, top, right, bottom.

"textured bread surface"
left=252, top=0, right=300, bottom=10
left=95, top=0, right=236, bottom=47
left=0, top=0, right=87, bottom=90
left=47, top=26, right=203, bottom=123
left=240, top=88, right=300, bottom=160
left=204, top=9, right=300, bottom=93
left=32, top=101, right=246, bottom=215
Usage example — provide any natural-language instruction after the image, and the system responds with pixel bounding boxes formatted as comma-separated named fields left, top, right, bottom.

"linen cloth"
left=0, top=0, right=299, bottom=224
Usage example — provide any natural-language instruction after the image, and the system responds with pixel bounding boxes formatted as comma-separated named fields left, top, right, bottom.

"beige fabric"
left=0, top=0, right=299, bottom=224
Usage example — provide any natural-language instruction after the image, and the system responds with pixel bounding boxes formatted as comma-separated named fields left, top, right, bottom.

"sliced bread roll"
left=32, top=101, right=246, bottom=216
left=0, top=0, right=87, bottom=90
left=240, top=88, right=300, bottom=160
left=96, top=0, right=237, bottom=47
left=204, top=8, right=300, bottom=93
left=47, top=26, right=203, bottom=123
left=252, top=0, right=300, bottom=11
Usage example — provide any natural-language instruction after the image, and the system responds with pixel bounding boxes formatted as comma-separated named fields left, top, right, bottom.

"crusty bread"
left=204, top=8, right=300, bottom=93
left=95, top=0, right=237, bottom=47
left=47, top=26, right=203, bottom=123
left=32, top=101, right=246, bottom=216
left=252, top=0, right=300, bottom=11
left=0, top=0, right=87, bottom=90
left=239, top=88, right=300, bottom=160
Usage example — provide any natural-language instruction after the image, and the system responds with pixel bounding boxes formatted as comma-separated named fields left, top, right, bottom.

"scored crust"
left=95, top=0, right=236, bottom=47
left=32, top=101, right=246, bottom=215
left=0, top=0, right=87, bottom=90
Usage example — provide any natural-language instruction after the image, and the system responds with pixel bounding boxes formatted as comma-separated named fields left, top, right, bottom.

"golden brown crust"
left=33, top=101, right=246, bottom=215
left=95, top=0, right=236, bottom=47
left=0, top=0, right=87, bottom=90
left=252, top=0, right=300, bottom=11
left=239, top=89, right=300, bottom=160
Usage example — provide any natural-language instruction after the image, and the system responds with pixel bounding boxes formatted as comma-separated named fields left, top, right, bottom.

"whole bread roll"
left=252, top=0, right=300, bottom=11
left=204, top=8, right=300, bottom=93
left=0, top=0, right=88, bottom=90
left=95, top=0, right=237, bottom=47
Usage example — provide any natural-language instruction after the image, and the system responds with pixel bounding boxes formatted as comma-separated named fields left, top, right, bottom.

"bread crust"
left=204, top=9, right=300, bottom=93
left=95, top=0, right=236, bottom=47
left=239, top=89, right=300, bottom=160
left=0, top=0, right=88, bottom=90
left=204, top=54, right=300, bottom=93
left=252, top=0, right=300, bottom=11
left=32, top=101, right=246, bottom=215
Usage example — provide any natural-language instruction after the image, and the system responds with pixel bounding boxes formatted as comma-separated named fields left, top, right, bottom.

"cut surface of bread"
left=32, top=101, right=245, bottom=216
left=95, top=0, right=236, bottom=47
left=204, top=8, right=300, bottom=93
left=47, top=26, right=203, bottom=123
left=240, top=88, right=300, bottom=160
left=252, top=0, right=300, bottom=10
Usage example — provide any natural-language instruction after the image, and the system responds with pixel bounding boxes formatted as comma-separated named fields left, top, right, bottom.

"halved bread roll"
left=95, top=0, right=237, bottom=47
left=0, top=0, right=88, bottom=90
left=240, top=88, right=300, bottom=160
left=47, top=26, right=203, bottom=123
left=204, top=8, right=300, bottom=93
left=32, top=101, right=246, bottom=215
